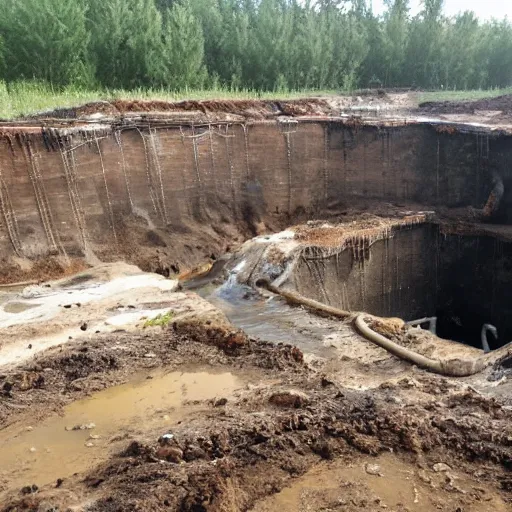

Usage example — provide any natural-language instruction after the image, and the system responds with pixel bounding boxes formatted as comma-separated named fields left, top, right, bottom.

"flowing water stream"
left=186, top=272, right=338, bottom=359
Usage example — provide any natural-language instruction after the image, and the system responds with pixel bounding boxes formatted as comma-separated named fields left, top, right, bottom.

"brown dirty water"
left=250, top=452, right=508, bottom=512
left=3, top=302, right=40, bottom=314
left=0, top=370, right=242, bottom=495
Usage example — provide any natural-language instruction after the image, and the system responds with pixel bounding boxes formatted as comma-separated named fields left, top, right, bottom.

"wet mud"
left=0, top=370, right=241, bottom=493
left=1, top=314, right=512, bottom=511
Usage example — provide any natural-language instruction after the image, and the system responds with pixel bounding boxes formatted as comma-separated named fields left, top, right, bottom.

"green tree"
left=159, top=1, right=207, bottom=89
left=0, top=0, right=90, bottom=85
left=87, top=0, right=163, bottom=88
left=440, top=12, right=480, bottom=89
left=382, top=0, right=409, bottom=86
left=330, top=6, right=370, bottom=90
left=404, top=0, right=444, bottom=88
left=245, top=0, right=296, bottom=89
left=482, top=20, right=512, bottom=88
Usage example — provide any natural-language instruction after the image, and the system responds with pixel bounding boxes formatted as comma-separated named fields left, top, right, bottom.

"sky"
left=371, top=0, right=512, bottom=20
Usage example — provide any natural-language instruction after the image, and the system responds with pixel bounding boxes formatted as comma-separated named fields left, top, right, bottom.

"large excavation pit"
left=2, top=97, right=512, bottom=511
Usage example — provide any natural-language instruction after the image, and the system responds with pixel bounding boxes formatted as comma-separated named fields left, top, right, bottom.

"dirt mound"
left=0, top=257, right=86, bottom=286
left=0, top=325, right=304, bottom=428
left=30, top=98, right=333, bottom=121
left=419, top=94, right=512, bottom=115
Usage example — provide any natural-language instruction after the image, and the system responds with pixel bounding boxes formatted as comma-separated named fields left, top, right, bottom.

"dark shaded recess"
left=435, top=231, right=512, bottom=350
left=296, top=225, right=512, bottom=350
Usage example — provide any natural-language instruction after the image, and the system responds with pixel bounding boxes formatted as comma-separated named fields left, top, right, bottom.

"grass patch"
left=143, top=311, right=174, bottom=328
left=419, top=87, right=512, bottom=104
left=3, top=80, right=511, bottom=119
left=0, top=80, right=337, bottom=120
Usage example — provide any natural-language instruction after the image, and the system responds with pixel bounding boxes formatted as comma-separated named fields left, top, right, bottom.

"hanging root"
left=256, top=278, right=510, bottom=377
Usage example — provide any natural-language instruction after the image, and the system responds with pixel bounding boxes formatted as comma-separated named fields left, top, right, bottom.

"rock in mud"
left=121, top=441, right=148, bottom=458
left=66, top=422, right=96, bottom=431
left=156, top=446, right=183, bottom=463
left=269, top=389, right=310, bottom=408
left=433, top=462, right=452, bottom=473
left=20, top=484, right=38, bottom=495
left=2, top=381, right=13, bottom=395
left=183, top=444, right=207, bottom=462
left=321, top=375, right=335, bottom=387
left=365, top=463, right=382, bottom=476
left=159, top=433, right=175, bottom=444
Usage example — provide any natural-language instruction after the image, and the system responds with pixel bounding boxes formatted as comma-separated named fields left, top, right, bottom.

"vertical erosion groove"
left=323, top=124, right=329, bottom=206
left=285, top=131, right=292, bottom=215
left=137, top=127, right=159, bottom=219
left=22, top=139, right=61, bottom=254
left=208, top=124, right=220, bottom=211
left=115, top=130, right=134, bottom=213
left=0, top=168, right=22, bottom=256
left=208, top=125, right=218, bottom=194
left=225, top=124, right=236, bottom=211
left=94, top=133, right=117, bottom=243
left=476, top=133, right=481, bottom=205
left=436, top=137, right=440, bottom=202
left=242, top=124, right=251, bottom=179
left=60, top=141, right=87, bottom=250
left=149, top=128, right=168, bottom=225
left=191, top=125, right=204, bottom=215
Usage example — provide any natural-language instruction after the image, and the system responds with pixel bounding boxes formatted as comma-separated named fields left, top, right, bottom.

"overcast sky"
left=371, top=0, right=512, bottom=20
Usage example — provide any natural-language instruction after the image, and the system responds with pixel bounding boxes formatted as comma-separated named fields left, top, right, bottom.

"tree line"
left=0, top=0, right=511, bottom=92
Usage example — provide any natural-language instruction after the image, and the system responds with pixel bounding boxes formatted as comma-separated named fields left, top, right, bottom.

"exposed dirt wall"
left=0, top=119, right=508, bottom=282
left=293, top=224, right=438, bottom=322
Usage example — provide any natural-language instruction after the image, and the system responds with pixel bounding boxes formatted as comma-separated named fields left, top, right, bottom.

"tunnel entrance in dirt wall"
left=293, top=224, right=512, bottom=350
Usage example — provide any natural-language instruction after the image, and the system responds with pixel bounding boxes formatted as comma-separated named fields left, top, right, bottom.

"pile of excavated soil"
left=419, top=94, right=512, bottom=115
left=28, top=98, right=334, bottom=122
left=24, top=91, right=418, bottom=123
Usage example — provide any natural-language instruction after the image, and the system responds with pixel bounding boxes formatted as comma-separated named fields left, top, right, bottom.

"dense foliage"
left=0, top=0, right=511, bottom=91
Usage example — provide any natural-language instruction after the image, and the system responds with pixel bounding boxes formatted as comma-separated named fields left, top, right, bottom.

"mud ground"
left=1, top=215, right=512, bottom=511
left=1, top=298, right=512, bottom=511
left=419, top=94, right=512, bottom=116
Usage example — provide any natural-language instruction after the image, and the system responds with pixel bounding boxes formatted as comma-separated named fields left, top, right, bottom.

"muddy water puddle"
left=3, top=302, right=40, bottom=314
left=251, top=452, right=508, bottom=512
left=0, top=370, right=241, bottom=494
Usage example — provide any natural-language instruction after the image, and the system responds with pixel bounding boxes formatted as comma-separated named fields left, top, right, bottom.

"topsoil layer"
left=26, top=98, right=334, bottom=122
